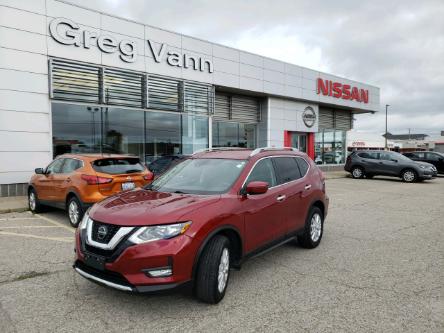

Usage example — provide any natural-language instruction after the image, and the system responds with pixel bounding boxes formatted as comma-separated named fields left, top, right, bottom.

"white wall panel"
left=240, top=64, right=262, bottom=80
left=47, top=35, right=102, bottom=65
left=145, top=55, right=182, bottom=78
left=213, top=57, right=239, bottom=75
left=263, top=58, right=285, bottom=72
left=264, top=81, right=284, bottom=95
left=0, top=0, right=46, bottom=15
left=213, top=71, right=239, bottom=88
left=0, top=69, right=47, bottom=93
left=240, top=77, right=263, bottom=92
left=0, top=90, right=49, bottom=113
left=0, top=110, right=49, bottom=132
left=239, top=51, right=263, bottom=67
left=0, top=152, right=51, bottom=172
left=101, top=14, right=144, bottom=39
left=145, top=26, right=181, bottom=48
left=0, top=5, right=46, bottom=34
left=0, top=47, right=47, bottom=74
left=212, top=44, right=239, bottom=62
left=102, top=52, right=145, bottom=72
left=0, top=171, right=35, bottom=184
left=182, top=36, right=212, bottom=56
left=264, top=69, right=284, bottom=84
left=0, top=131, right=49, bottom=151
left=46, top=0, right=100, bottom=28
left=0, top=26, right=47, bottom=54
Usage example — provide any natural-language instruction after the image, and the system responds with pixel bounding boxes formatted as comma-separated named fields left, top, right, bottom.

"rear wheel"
left=401, top=169, right=417, bottom=183
left=351, top=166, right=364, bottom=179
left=195, top=235, right=230, bottom=304
left=297, top=207, right=324, bottom=249
left=67, top=196, right=84, bottom=228
left=28, top=188, right=43, bottom=213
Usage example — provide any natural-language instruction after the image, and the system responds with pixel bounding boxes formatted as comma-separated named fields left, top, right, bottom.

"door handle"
left=304, top=184, right=312, bottom=190
left=276, top=195, right=286, bottom=202
left=66, top=177, right=71, bottom=182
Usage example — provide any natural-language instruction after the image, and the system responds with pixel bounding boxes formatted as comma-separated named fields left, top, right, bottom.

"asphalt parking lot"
left=0, top=176, right=443, bottom=332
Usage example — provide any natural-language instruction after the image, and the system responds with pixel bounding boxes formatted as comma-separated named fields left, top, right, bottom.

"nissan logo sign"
left=302, top=106, right=316, bottom=128
left=97, top=225, right=108, bottom=240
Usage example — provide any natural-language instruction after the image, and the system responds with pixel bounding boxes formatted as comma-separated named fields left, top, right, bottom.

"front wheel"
left=28, top=188, right=43, bottom=213
left=351, top=166, right=364, bottom=179
left=67, top=196, right=84, bottom=228
left=401, top=169, right=417, bottom=183
left=297, top=207, right=324, bottom=249
left=195, top=235, right=230, bottom=304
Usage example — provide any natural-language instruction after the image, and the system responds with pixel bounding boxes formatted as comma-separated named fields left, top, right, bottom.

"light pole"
left=385, top=104, right=390, bottom=150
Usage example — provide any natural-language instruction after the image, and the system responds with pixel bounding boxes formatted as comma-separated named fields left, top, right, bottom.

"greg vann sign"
left=49, top=18, right=214, bottom=73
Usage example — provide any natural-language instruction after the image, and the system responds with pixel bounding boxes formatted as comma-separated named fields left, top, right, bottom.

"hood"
left=89, top=189, right=221, bottom=226
left=415, top=161, right=435, bottom=168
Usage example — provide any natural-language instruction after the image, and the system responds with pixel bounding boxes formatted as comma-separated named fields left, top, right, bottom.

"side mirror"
left=391, top=159, right=398, bottom=163
left=35, top=168, right=45, bottom=174
left=245, top=181, right=269, bottom=195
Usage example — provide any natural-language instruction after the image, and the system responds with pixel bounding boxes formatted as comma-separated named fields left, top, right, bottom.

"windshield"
left=148, top=158, right=247, bottom=195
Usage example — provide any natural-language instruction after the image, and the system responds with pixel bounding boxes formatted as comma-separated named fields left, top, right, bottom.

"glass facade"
left=212, top=122, right=256, bottom=148
left=51, top=103, right=209, bottom=163
left=314, top=130, right=346, bottom=164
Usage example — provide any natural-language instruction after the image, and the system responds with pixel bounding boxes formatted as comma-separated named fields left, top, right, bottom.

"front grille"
left=91, top=221, right=120, bottom=244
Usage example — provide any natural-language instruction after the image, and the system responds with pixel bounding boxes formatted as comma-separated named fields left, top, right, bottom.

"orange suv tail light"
left=81, top=174, right=112, bottom=185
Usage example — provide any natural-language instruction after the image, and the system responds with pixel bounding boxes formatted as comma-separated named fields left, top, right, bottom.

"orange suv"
left=28, top=154, right=153, bottom=227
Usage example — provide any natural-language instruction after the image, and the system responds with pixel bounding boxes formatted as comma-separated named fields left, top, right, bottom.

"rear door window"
left=92, top=158, right=145, bottom=175
left=272, top=157, right=302, bottom=185
left=295, top=157, right=309, bottom=177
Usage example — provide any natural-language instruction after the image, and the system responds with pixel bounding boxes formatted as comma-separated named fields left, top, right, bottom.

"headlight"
left=128, top=222, right=192, bottom=244
left=419, top=165, right=426, bottom=169
left=79, top=211, right=92, bottom=230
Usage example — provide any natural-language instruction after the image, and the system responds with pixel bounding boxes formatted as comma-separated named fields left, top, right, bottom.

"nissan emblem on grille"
left=97, top=226, right=108, bottom=240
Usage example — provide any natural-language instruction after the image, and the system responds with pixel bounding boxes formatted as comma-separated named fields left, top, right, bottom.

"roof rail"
left=249, top=147, right=298, bottom=157
left=192, top=147, right=249, bottom=155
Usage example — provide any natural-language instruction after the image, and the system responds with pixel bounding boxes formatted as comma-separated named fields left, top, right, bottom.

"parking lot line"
left=28, top=212, right=75, bottom=233
left=0, top=231, right=73, bottom=243
left=0, top=217, right=40, bottom=222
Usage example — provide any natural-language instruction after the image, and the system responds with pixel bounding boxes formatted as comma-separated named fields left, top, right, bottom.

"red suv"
left=74, top=148, right=329, bottom=303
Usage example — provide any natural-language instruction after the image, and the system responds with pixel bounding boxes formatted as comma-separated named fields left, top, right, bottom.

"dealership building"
left=0, top=0, right=380, bottom=196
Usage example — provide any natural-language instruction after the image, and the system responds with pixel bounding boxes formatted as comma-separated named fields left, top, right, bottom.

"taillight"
left=81, top=174, right=112, bottom=185
left=143, top=172, right=154, bottom=181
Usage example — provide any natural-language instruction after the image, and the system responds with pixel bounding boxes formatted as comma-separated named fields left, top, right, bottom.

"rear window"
left=92, top=158, right=145, bottom=175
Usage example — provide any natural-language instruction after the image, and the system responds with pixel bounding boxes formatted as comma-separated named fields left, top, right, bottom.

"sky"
left=69, top=0, right=444, bottom=138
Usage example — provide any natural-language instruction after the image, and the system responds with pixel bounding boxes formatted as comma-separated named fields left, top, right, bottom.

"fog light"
left=144, top=267, right=172, bottom=278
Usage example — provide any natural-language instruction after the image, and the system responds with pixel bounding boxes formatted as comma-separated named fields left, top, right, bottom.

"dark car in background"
left=147, top=155, right=189, bottom=178
left=403, top=151, right=444, bottom=174
left=345, top=150, right=437, bottom=182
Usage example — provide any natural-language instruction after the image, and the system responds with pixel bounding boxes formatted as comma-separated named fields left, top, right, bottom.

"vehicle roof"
left=56, top=153, right=139, bottom=161
left=192, top=148, right=304, bottom=160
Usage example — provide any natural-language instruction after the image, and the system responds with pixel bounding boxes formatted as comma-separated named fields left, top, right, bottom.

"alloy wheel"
left=310, top=213, right=322, bottom=242
left=217, top=248, right=230, bottom=293
left=68, top=201, right=79, bottom=225
left=352, top=168, right=363, bottom=178
left=403, top=171, right=415, bottom=182
left=29, top=192, right=36, bottom=211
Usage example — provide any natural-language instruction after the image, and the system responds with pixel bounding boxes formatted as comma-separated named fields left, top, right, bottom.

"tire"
left=401, top=169, right=417, bottom=183
left=351, top=166, right=364, bottom=179
left=195, top=235, right=230, bottom=304
left=28, top=188, right=43, bottom=213
left=67, top=196, right=84, bottom=228
left=297, top=207, right=324, bottom=249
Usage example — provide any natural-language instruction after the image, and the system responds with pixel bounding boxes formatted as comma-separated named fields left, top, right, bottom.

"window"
left=296, top=157, right=309, bottom=176
left=426, top=153, right=441, bottom=161
left=181, top=114, right=209, bottom=154
left=212, top=122, right=256, bottom=149
left=62, top=159, right=82, bottom=173
left=314, top=130, right=346, bottom=164
left=273, top=157, right=301, bottom=184
left=46, top=159, right=65, bottom=174
left=245, top=159, right=277, bottom=187
left=92, top=158, right=145, bottom=175
left=413, top=152, right=425, bottom=159
left=379, top=152, right=393, bottom=161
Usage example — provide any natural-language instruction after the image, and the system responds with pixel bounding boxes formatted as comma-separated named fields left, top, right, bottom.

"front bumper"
left=74, top=227, right=198, bottom=292
left=73, top=260, right=187, bottom=293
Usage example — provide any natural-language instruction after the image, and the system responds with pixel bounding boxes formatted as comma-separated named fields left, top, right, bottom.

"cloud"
left=69, top=0, right=444, bottom=135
